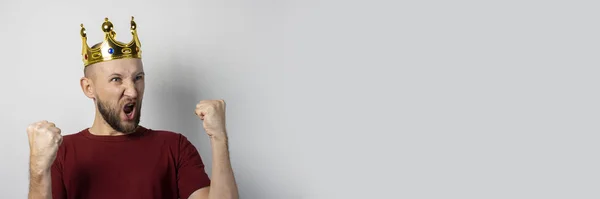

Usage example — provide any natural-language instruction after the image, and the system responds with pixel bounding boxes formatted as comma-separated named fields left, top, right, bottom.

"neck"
left=89, top=111, right=129, bottom=136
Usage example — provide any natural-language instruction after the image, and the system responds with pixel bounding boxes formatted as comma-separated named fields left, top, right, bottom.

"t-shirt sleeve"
left=177, top=134, right=211, bottom=199
left=51, top=144, right=67, bottom=199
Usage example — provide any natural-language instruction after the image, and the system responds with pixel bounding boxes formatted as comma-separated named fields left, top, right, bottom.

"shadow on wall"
left=149, top=58, right=265, bottom=198
left=149, top=60, right=214, bottom=176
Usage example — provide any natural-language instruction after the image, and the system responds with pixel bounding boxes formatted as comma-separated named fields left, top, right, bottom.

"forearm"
left=29, top=166, right=52, bottom=199
left=208, top=135, right=239, bottom=199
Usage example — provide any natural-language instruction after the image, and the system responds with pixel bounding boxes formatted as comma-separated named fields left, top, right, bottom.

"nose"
left=123, top=80, right=138, bottom=99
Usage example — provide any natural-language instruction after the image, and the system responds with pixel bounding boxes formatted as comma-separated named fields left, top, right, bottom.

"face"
left=82, top=58, right=145, bottom=134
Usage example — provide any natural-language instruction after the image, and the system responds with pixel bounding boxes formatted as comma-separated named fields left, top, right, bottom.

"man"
left=26, top=17, right=239, bottom=199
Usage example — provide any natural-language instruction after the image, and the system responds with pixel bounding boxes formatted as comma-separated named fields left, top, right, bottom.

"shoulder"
left=143, top=127, right=190, bottom=143
left=54, top=129, right=89, bottom=160
left=60, top=128, right=88, bottom=143
left=141, top=127, right=200, bottom=152
left=145, top=127, right=182, bottom=138
left=143, top=128, right=201, bottom=160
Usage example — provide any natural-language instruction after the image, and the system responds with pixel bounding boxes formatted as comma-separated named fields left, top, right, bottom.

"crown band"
left=81, top=16, right=142, bottom=67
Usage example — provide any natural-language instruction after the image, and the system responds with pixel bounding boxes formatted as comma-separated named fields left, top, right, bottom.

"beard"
left=97, top=97, right=141, bottom=134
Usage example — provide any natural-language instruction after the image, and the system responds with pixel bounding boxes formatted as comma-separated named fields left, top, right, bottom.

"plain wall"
left=1, top=0, right=599, bottom=198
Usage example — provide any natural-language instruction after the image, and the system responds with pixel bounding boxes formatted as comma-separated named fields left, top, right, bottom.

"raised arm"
left=27, top=121, right=63, bottom=199
left=190, top=100, right=239, bottom=199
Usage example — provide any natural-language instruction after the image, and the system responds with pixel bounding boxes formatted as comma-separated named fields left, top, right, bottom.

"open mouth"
left=123, top=102, right=136, bottom=120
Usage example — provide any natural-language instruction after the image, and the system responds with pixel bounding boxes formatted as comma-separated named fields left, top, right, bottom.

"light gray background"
left=0, top=0, right=598, bottom=198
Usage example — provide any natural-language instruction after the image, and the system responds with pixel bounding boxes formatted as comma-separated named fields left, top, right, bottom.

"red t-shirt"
left=50, top=126, right=211, bottom=199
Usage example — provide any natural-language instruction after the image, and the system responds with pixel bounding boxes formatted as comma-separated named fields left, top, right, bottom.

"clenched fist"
left=195, top=99, right=227, bottom=139
left=27, top=121, right=63, bottom=171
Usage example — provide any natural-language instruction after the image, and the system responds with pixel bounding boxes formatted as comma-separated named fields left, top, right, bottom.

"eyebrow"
left=109, top=72, right=145, bottom=77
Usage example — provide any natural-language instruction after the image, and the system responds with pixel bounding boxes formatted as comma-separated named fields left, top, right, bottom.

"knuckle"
left=40, top=124, right=48, bottom=130
left=49, top=127, right=59, bottom=133
left=34, top=126, right=43, bottom=133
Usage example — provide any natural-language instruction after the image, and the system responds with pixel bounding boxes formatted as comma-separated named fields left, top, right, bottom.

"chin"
left=120, top=124, right=138, bottom=134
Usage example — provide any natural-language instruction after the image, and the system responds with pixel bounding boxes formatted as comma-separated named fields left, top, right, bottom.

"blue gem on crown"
left=108, top=48, right=114, bottom=54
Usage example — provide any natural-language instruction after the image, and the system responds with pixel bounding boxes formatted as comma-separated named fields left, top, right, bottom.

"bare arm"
left=190, top=100, right=239, bottom=199
left=208, top=135, right=238, bottom=199
left=29, top=167, right=52, bottom=199
left=27, top=121, right=63, bottom=199
left=189, top=135, right=238, bottom=199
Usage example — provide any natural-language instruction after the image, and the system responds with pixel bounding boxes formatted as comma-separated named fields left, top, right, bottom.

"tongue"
left=124, top=105, right=133, bottom=114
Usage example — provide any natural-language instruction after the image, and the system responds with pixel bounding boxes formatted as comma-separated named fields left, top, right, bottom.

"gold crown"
left=80, top=16, right=142, bottom=67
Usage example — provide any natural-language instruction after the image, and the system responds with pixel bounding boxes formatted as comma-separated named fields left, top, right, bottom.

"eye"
left=110, top=77, right=122, bottom=82
left=135, top=75, right=144, bottom=81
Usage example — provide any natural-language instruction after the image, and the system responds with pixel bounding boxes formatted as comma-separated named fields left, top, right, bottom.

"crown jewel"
left=80, top=16, right=142, bottom=67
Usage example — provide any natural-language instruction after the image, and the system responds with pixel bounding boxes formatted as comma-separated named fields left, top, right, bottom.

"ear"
left=80, top=77, right=95, bottom=99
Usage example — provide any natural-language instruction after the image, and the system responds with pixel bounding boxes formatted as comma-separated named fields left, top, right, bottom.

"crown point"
left=80, top=24, right=87, bottom=37
left=131, top=20, right=137, bottom=31
left=102, top=18, right=114, bottom=33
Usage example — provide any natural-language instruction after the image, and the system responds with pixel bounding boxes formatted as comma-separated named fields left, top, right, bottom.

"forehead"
left=92, top=58, right=143, bottom=75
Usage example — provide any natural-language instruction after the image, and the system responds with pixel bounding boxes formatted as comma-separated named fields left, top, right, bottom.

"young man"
left=26, top=17, right=239, bottom=199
